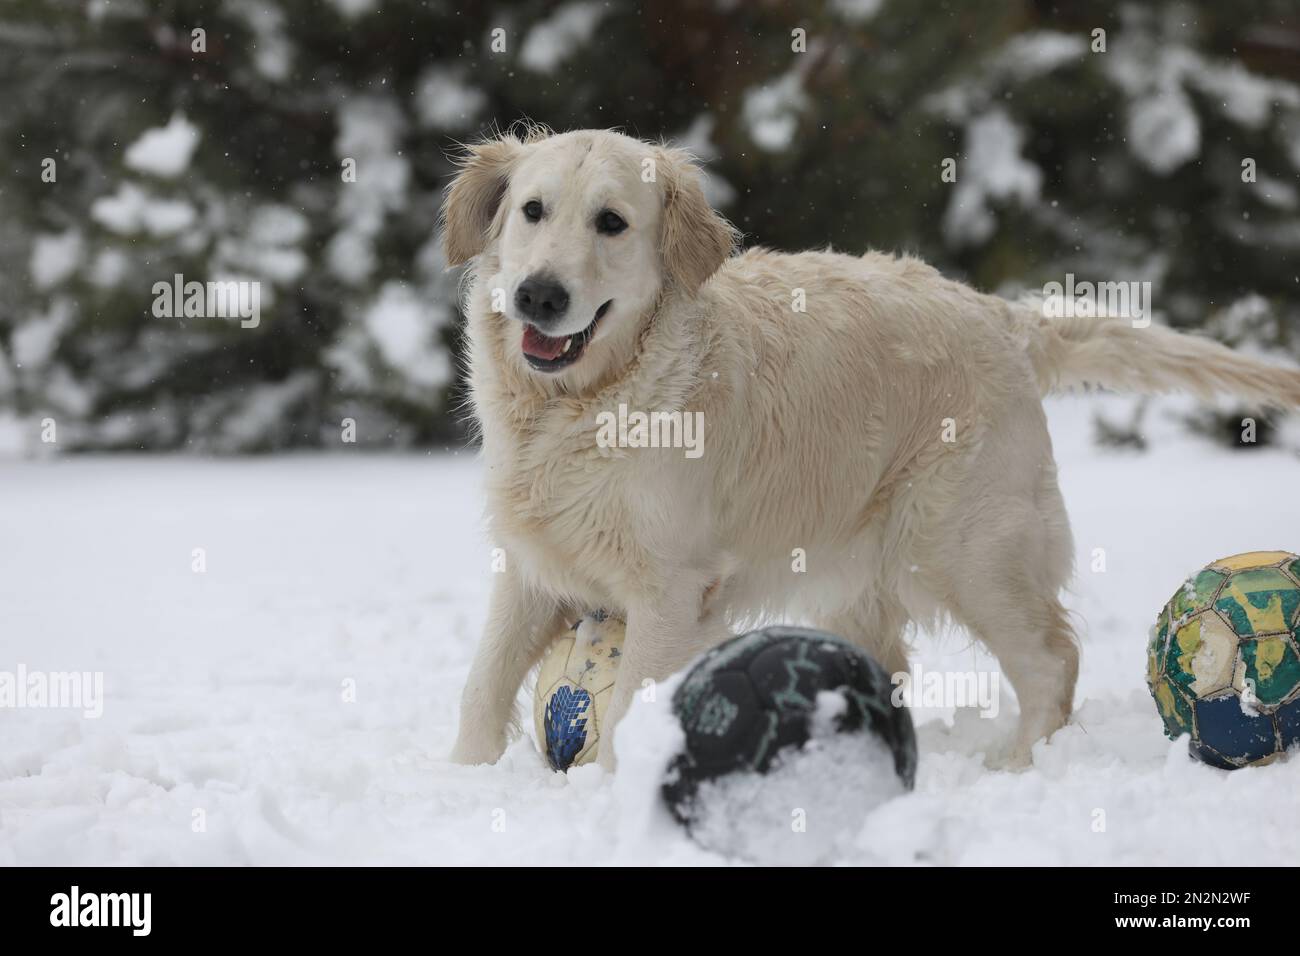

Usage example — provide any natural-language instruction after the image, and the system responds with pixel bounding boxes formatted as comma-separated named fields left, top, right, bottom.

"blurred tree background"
left=1, top=0, right=1297, bottom=453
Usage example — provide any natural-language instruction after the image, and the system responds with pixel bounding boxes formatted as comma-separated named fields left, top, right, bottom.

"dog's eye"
left=596, top=209, right=627, bottom=235
left=523, top=200, right=543, bottom=223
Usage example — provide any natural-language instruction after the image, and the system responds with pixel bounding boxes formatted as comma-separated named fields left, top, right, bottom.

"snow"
left=36, top=362, right=93, bottom=420
left=3, top=394, right=1300, bottom=865
left=1190, top=60, right=1300, bottom=131
left=124, top=114, right=201, bottom=179
left=89, top=249, right=130, bottom=289
left=327, top=97, right=410, bottom=286
left=325, top=0, right=376, bottom=19
left=362, top=282, right=451, bottom=389
left=997, top=31, right=1087, bottom=80
left=30, top=231, right=83, bottom=290
left=943, top=109, right=1042, bottom=246
left=1127, top=88, right=1200, bottom=176
left=674, top=115, right=736, bottom=208
left=226, top=0, right=293, bottom=82
left=11, top=300, right=72, bottom=369
left=215, top=205, right=310, bottom=285
left=925, top=31, right=1085, bottom=119
left=325, top=281, right=452, bottom=401
left=415, top=68, right=487, bottom=132
left=1101, top=18, right=1299, bottom=175
left=90, top=184, right=196, bottom=237
left=672, top=689, right=908, bottom=865
left=519, top=3, right=606, bottom=74
left=742, top=71, right=809, bottom=153
left=828, top=0, right=883, bottom=23
left=687, top=733, right=904, bottom=865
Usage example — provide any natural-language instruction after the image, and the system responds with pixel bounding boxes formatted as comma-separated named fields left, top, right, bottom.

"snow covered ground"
left=2, top=395, right=1299, bottom=866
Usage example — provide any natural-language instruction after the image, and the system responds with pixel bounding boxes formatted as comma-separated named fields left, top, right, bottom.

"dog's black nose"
left=515, top=276, right=570, bottom=323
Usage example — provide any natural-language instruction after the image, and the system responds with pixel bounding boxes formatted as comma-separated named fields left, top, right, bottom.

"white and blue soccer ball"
left=533, top=613, right=624, bottom=770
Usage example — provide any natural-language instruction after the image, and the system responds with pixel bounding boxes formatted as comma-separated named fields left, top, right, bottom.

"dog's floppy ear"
left=656, top=147, right=738, bottom=294
left=441, top=135, right=525, bottom=266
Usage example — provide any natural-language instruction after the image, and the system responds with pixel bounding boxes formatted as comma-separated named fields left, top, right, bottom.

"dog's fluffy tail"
left=1026, top=312, right=1300, bottom=408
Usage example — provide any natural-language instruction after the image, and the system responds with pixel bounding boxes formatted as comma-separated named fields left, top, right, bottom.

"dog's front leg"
left=450, top=566, right=565, bottom=766
left=597, top=580, right=729, bottom=771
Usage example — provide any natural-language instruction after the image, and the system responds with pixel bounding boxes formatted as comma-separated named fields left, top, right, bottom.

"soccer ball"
left=662, top=626, right=917, bottom=830
left=1147, top=550, right=1300, bottom=769
left=533, top=613, right=624, bottom=771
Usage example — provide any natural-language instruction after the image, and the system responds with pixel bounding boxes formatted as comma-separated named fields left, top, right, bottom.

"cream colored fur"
left=443, top=128, right=1300, bottom=771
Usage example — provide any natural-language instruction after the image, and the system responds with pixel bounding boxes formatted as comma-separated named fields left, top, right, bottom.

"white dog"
left=443, top=126, right=1300, bottom=770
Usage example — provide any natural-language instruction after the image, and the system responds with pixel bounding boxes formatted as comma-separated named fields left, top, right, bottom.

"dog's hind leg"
left=905, top=394, right=1080, bottom=768
left=933, top=469, right=1079, bottom=768
left=956, top=584, right=1078, bottom=769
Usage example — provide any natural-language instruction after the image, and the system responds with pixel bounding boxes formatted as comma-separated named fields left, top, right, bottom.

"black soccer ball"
left=661, top=626, right=917, bottom=828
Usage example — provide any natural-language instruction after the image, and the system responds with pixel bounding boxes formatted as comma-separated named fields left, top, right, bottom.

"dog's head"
left=442, top=127, right=736, bottom=382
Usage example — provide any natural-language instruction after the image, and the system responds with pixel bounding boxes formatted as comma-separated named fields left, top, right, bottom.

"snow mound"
left=672, top=690, right=907, bottom=865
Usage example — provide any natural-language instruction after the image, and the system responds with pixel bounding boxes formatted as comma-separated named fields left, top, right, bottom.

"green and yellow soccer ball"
left=533, top=613, right=624, bottom=771
left=1147, top=551, right=1300, bottom=769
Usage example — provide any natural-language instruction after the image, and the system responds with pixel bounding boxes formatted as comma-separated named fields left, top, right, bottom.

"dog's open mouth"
left=522, top=300, right=612, bottom=372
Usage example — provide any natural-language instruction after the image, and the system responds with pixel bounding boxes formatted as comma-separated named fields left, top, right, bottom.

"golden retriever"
left=442, top=126, right=1300, bottom=770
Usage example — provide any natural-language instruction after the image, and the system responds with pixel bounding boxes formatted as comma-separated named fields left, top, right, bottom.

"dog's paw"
left=449, top=734, right=506, bottom=766
left=982, top=742, right=1034, bottom=772
left=984, top=752, right=1032, bottom=772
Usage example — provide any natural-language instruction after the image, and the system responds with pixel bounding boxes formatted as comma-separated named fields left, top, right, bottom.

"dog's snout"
left=515, top=275, right=570, bottom=323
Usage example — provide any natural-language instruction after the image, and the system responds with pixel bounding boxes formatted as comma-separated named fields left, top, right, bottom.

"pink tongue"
left=522, top=325, right=567, bottom=360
